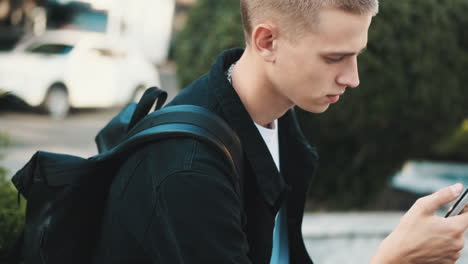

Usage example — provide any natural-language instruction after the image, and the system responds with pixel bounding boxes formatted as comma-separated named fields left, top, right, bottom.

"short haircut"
left=240, top=0, right=379, bottom=43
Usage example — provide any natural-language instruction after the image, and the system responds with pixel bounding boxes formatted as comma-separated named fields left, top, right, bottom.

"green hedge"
left=433, top=119, right=468, bottom=161
left=0, top=133, right=25, bottom=255
left=174, top=0, right=468, bottom=209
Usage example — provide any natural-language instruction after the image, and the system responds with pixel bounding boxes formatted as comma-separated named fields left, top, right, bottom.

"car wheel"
left=44, top=85, right=70, bottom=119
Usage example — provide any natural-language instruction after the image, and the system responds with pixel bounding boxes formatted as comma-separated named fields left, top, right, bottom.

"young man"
left=94, top=0, right=468, bottom=263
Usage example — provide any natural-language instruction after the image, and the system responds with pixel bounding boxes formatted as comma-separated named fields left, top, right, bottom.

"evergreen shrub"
left=0, top=133, right=25, bottom=255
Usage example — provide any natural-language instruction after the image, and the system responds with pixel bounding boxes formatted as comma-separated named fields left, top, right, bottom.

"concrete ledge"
left=302, top=212, right=404, bottom=238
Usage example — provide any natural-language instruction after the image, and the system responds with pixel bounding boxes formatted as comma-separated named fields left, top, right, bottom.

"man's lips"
left=327, top=94, right=343, bottom=103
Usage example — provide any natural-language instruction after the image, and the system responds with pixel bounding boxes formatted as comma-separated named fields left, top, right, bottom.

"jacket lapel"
left=279, top=109, right=319, bottom=199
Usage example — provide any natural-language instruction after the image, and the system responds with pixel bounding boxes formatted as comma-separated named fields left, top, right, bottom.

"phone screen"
left=445, top=188, right=468, bottom=217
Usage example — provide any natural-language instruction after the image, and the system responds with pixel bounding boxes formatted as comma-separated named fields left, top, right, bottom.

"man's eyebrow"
left=322, top=46, right=368, bottom=56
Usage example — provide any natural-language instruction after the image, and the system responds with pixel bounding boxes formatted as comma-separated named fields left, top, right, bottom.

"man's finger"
left=451, top=206, right=468, bottom=229
left=418, top=184, right=463, bottom=213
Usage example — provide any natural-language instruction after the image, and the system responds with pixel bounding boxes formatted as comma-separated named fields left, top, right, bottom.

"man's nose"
left=336, top=57, right=360, bottom=88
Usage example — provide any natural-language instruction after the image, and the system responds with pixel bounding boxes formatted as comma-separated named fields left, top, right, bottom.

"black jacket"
left=94, top=49, right=319, bottom=264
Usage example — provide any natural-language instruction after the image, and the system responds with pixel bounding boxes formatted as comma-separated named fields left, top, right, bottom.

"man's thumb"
left=419, top=183, right=463, bottom=213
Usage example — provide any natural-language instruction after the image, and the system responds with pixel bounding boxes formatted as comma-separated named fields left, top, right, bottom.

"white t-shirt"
left=254, top=120, right=280, bottom=170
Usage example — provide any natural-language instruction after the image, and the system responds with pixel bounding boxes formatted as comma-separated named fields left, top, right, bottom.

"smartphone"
left=445, top=188, right=468, bottom=217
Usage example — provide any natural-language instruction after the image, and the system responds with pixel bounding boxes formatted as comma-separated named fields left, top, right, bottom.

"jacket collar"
left=210, top=49, right=288, bottom=210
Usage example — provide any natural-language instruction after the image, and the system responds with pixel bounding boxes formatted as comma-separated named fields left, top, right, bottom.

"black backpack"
left=3, top=87, right=243, bottom=264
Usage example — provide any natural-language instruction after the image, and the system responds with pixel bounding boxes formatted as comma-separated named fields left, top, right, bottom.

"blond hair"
left=240, top=0, right=379, bottom=42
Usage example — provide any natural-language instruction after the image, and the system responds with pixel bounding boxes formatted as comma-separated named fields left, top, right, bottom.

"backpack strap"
left=94, top=105, right=243, bottom=186
left=95, top=87, right=168, bottom=153
left=128, top=87, right=167, bottom=131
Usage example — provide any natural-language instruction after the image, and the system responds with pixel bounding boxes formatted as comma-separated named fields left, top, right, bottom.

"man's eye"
left=326, top=56, right=345, bottom=63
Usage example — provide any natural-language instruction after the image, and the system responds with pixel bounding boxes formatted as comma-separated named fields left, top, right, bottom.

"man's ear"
left=251, top=23, right=278, bottom=63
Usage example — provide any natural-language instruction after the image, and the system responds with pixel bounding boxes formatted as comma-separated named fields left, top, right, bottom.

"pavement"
left=303, top=212, right=400, bottom=263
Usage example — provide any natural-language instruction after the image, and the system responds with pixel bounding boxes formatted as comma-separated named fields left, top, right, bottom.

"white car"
left=0, top=30, right=161, bottom=118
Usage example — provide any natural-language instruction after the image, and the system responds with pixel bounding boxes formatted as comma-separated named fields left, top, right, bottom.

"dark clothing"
left=94, top=49, right=319, bottom=264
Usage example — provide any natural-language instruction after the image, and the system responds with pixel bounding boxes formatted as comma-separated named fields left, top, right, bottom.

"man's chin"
left=298, top=103, right=330, bottom=114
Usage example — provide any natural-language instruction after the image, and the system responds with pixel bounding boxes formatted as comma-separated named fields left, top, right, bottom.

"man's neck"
left=230, top=48, right=293, bottom=128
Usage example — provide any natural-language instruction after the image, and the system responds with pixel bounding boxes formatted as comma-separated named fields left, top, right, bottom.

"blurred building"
left=48, top=0, right=175, bottom=65
left=1, top=0, right=176, bottom=65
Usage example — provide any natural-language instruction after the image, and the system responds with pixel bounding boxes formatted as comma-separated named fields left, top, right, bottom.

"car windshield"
left=26, top=44, right=74, bottom=55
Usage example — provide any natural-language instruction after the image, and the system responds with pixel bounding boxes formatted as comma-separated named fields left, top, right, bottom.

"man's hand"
left=370, top=183, right=468, bottom=264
